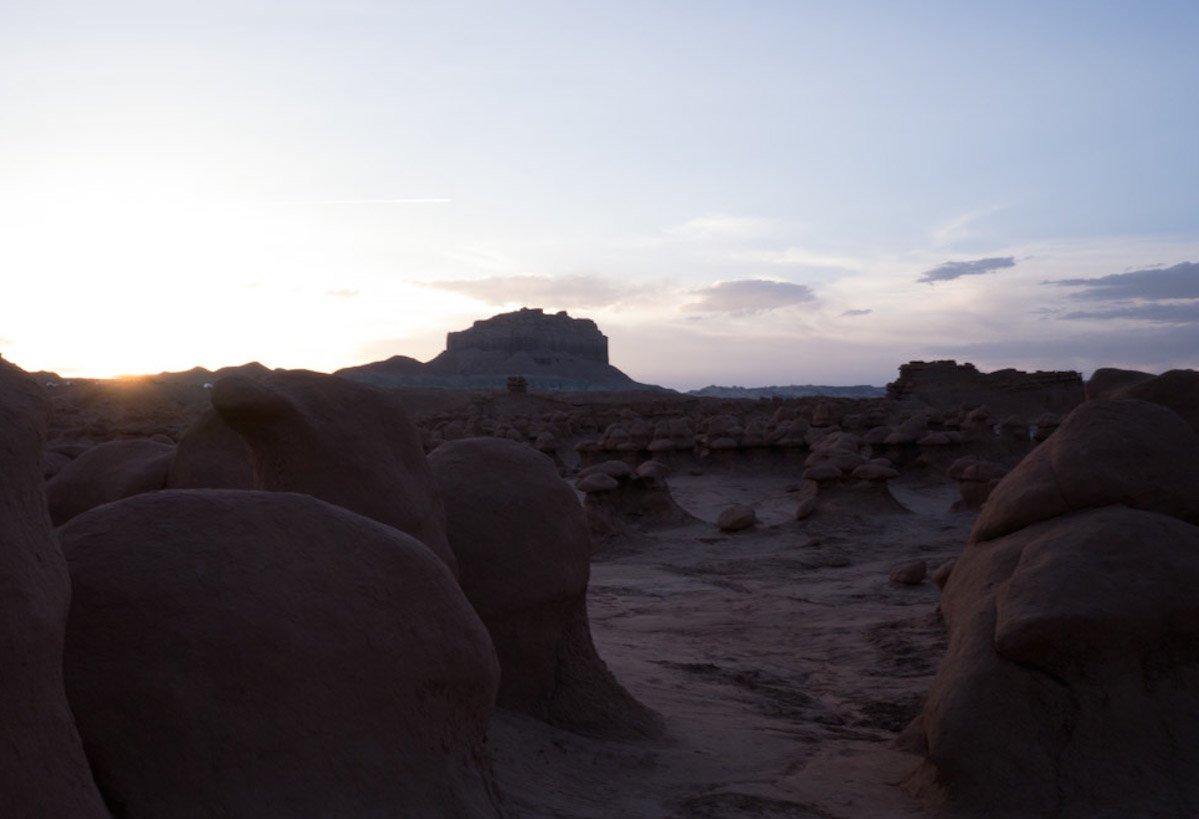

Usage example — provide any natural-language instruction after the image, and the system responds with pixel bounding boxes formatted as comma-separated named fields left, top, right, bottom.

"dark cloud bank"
left=1046, top=261, right=1199, bottom=302
left=1047, top=261, right=1199, bottom=325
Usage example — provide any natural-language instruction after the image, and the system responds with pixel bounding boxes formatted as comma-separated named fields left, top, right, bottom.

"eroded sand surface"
left=491, top=469, right=969, bottom=818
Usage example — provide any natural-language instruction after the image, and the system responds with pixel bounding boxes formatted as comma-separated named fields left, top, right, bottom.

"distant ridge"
left=687, top=384, right=886, bottom=399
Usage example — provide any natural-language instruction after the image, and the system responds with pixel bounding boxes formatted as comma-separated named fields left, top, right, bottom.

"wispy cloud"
left=417, top=274, right=637, bottom=308
left=1044, top=261, right=1199, bottom=301
left=918, top=256, right=1016, bottom=284
left=1062, top=302, right=1199, bottom=323
left=840, top=308, right=873, bottom=317
left=665, top=214, right=777, bottom=242
left=290, top=198, right=452, bottom=205
left=738, top=246, right=864, bottom=272
left=685, top=279, right=816, bottom=315
left=325, top=288, right=360, bottom=298
left=930, top=205, right=1004, bottom=246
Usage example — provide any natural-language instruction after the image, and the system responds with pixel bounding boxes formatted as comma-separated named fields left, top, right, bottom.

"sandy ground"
left=490, top=469, right=970, bottom=818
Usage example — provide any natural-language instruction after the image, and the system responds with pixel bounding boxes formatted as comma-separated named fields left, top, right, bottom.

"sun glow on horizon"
left=0, top=157, right=478, bottom=379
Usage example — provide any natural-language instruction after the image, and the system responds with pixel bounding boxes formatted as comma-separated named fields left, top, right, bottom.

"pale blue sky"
left=2, top=1, right=1196, bottom=387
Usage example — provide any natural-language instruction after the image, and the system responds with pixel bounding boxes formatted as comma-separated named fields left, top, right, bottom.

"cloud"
left=1044, top=261, right=1199, bottom=301
left=840, top=308, right=873, bottom=317
left=418, top=274, right=635, bottom=308
left=738, top=246, right=864, bottom=272
left=325, top=288, right=359, bottom=298
left=290, top=198, right=452, bottom=205
left=685, top=279, right=816, bottom=315
left=917, top=256, right=1016, bottom=284
left=664, top=214, right=777, bottom=242
left=930, top=205, right=1004, bottom=246
left=1062, top=301, right=1199, bottom=324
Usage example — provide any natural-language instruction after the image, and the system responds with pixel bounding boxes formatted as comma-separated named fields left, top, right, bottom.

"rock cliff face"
left=444, top=308, right=609, bottom=364
left=886, top=360, right=1084, bottom=417
left=338, top=308, right=663, bottom=392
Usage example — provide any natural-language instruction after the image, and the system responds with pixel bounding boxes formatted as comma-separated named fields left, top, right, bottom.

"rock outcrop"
left=210, top=370, right=457, bottom=573
left=46, top=438, right=175, bottom=525
left=905, top=399, right=1199, bottom=817
left=429, top=437, right=661, bottom=739
left=61, top=490, right=503, bottom=818
left=887, top=360, right=1084, bottom=417
left=338, top=307, right=664, bottom=392
left=0, top=360, right=108, bottom=817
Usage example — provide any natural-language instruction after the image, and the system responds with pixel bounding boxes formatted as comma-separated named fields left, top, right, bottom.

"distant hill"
left=687, top=384, right=886, bottom=399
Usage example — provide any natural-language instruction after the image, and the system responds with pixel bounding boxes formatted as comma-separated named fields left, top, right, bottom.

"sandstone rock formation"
left=887, top=360, right=1084, bottom=417
left=166, top=408, right=255, bottom=490
left=0, top=360, right=108, bottom=817
left=1100, top=368, right=1199, bottom=434
left=338, top=307, right=663, bottom=392
left=905, top=399, right=1199, bottom=817
left=210, top=370, right=457, bottom=573
left=61, top=489, right=503, bottom=818
left=576, top=458, right=695, bottom=541
left=45, top=438, right=175, bottom=525
left=429, top=437, right=661, bottom=739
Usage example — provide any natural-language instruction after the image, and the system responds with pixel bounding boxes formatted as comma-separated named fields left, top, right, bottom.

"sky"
left=1, top=0, right=1197, bottom=390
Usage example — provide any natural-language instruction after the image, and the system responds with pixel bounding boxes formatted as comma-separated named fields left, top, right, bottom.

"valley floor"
left=491, top=471, right=968, bottom=818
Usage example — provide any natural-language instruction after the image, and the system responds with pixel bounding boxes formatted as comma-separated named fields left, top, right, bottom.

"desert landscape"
left=2, top=306, right=1197, bottom=817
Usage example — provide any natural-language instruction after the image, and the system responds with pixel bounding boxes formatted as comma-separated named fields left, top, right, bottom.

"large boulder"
left=46, top=438, right=174, bottom=525
left=210, top=370, right=456, bottom=572
left=1110, top=369, right=1199, bottom=435
left=906, top=398, right=1199, bottom=817
left=429, top=437, right=661, bottom=739
left=61, top=489, right=503, bottom=818
left=166, top=408, right=254, bottom=490
left=0, top=359, right=108, bottom=816
left=972, top=399, right=1199, bottom=543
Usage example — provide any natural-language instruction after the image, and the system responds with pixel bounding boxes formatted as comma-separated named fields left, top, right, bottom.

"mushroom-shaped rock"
left=947, top=456, right=1009, bottom=510
left=802, top=463, right=843, bottom=482
left=211, top=370, right=456, bottom=573
left=0, top=361, right=108, bottom=817
left=972, top=399, right=1199, bottom=542
left=852, top=463, right=900, bottom=481
left=578, top=459, right=633, bottom=480
left=576, top=472, right=620, bottom=493
left=429, top=437, right=660, bottom=739
left=61, top=490, right=501, bottom=818
left=889, top=559, right=927, bottom=585
left=717, top=504, right=757, bottom=531
left=916, top=431, right=953, bottom=446
left=776, top=418, right=811, bottom=447
left=862, top=425, right=893, bottom=445
left=805, top=447, right=866, bottom=473
left=636, top=459, right=671, bottom=480
left=46, top=437, right=175, bottom=525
